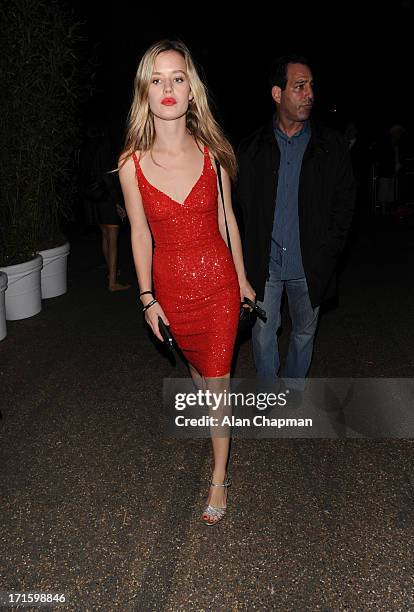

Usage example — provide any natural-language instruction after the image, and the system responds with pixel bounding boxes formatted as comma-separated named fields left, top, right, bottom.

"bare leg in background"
left=99, top=224, right=130, bottom=291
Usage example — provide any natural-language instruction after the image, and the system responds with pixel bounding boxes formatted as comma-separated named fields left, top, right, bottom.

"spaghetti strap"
left=131, top=151, right=139, bottom=170
left=131, top=151, right=144, bottom=186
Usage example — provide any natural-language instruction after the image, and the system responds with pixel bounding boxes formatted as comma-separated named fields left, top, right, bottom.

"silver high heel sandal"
left=201, top=478, right=231, bottom=526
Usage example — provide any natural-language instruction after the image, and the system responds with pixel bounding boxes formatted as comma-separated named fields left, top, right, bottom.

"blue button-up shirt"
left=270, top=119, right=311, bottom=280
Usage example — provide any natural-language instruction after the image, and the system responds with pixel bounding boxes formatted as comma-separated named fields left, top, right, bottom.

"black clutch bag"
left=239, top=297, right=266, bottom=333
left=158, top=316, right=174, bottom=351
left=215, top=160, right=267, bottom=334
left=239, top=303, right=256, bottom=333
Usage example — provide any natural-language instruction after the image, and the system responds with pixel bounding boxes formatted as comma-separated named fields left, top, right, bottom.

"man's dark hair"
left=268, top=55, right=312, bottom=90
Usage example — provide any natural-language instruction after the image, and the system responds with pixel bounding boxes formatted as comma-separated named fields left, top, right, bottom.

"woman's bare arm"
left=216, top=164, right=256, bottom=303
left=118, top=154, right=169, bottom=340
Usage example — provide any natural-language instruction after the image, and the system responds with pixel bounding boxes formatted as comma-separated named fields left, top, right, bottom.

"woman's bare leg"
left=202, top=373, right=232, bottom=521
left=100, top=224, right=130, bottom=291
left=187, top=364, right=232, bottom=522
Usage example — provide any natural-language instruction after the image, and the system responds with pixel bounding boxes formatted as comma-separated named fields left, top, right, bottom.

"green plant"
left=0, top=0, right=88, bottom=265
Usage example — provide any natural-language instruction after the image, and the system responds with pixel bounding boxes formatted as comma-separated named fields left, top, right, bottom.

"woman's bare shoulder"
left=118, top=151, right=137, bottom=178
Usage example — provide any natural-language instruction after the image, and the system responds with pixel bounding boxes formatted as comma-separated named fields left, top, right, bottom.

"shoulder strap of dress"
left=131, top=151, right=142, bottom=179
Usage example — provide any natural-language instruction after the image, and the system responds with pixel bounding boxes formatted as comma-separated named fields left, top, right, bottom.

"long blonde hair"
left=119, top=40, right=237, bottom=179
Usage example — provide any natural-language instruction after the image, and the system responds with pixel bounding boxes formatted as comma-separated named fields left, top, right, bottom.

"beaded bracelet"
left=142, top=298, right=158, bottom=313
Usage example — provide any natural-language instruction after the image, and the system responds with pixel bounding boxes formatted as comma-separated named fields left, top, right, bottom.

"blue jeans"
left=252, top=274, right=319, bottom=389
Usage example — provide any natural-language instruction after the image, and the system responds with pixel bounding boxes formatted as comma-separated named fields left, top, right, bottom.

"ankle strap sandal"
left=201, top=478, right=231, bottom=526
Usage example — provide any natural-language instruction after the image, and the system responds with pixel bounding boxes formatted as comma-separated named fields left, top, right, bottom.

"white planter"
left=0, top=254, right=43, bottom=320
left=37, top=241, right=70, bottom=299
left=0, top=272, right=7, bottom=340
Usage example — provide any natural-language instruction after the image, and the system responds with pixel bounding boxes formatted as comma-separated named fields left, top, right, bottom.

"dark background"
left=68, top=0, right=414, bottom=149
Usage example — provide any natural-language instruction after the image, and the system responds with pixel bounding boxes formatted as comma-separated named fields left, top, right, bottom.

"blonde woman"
left=118, top=40, right=255, bottom=525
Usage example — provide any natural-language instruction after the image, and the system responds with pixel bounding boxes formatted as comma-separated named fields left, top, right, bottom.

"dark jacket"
left=235, top=118, right=356, bottom=307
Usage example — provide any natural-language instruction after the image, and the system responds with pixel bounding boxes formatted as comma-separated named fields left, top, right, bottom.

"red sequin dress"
left=132, top=144, right=240, bottom=377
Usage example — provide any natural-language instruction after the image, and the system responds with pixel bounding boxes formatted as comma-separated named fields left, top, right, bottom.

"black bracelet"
left=142, top=298, right=158, bottom=312
left=139, top=290, right=153, bottom=298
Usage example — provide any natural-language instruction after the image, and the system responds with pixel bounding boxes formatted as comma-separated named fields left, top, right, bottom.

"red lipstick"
left=161, top=97, right=177, bottom=106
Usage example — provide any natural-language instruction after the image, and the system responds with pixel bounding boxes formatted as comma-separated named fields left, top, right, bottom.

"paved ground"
left=1, top=213, right=414, bottom=611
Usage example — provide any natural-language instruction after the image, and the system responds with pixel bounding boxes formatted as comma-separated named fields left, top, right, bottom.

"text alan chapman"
left=175, top=415, right=313, bottom=428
